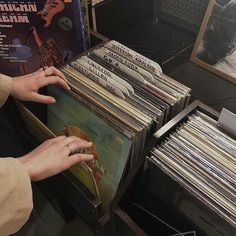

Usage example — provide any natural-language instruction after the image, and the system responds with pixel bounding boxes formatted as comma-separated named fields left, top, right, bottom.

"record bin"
left=5, top=30, right=192, bottom=235
left=6, top=30, right=174, bottom=235
left=110, top=100, right=236, bottom=236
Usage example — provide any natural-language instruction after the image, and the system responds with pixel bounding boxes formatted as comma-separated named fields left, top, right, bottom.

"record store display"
left=46, top=40, right=191, bottom=213
left=149, top=110, right=236, bottom=228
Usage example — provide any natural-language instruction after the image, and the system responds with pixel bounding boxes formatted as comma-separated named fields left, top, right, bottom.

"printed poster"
left=0, top=0, right=85, bottom=76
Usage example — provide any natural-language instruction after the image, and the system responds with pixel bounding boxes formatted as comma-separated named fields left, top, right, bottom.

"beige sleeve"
left=0, top=158, right=33, bottom=235
left=0, top=73, right=12, bottom=107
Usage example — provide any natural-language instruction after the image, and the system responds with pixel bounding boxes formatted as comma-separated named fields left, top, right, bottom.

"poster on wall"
left=0, top=0, right=85, bottom=76
left=191, top=0, right=236, bottom=84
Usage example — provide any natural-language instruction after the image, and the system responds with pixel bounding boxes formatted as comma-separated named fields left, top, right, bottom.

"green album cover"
left=47, top=86, right=132, bottom=211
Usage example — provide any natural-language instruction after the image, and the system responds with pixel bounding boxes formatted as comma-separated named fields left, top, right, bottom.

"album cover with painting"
left=47, top=86, right=132, bottom=212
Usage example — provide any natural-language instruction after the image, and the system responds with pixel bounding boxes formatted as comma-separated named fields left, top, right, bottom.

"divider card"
left=105, top=40, right=163, bottom=75
left=81, top=55, right=135, bottom=94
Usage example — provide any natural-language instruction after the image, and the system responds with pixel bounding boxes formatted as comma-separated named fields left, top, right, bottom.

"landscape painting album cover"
left=47, top=86, right=132, bottom=212
left=0, top=0, right=85, bottom=76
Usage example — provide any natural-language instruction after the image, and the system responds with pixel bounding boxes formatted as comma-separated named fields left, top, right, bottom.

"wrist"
left=0, top=74, right=13, bottom=106
left=17, top=156, right=37, bottom=181
left=10, top=77, right=17, bottom=97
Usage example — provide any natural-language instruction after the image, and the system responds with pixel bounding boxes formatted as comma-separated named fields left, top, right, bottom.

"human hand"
left=10, top=66, right=70, bottom=104
left=18, top=136, right=94, bottom=181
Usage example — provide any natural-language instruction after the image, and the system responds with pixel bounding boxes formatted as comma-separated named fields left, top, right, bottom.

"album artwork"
left=0, top=0, right=85, bottom=76
left=47, top=86, right=132, bottom=211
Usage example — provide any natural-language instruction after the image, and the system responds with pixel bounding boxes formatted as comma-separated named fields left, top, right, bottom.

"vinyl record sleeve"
left=0, top=0, right=85, bottom=76
left=47, top=86, right=133, bottom=212
left=88, top=52, right=173, bottom=122
left=168, top=135, right=235, bottom=193
left=62, top=67, right=143, bottom=134
left=63, top=65, right=152, bottom=126
left=159, top=144, right=236, bottom=206
left=148, top=155, right=236, bottom=229
left=151, top=149, right=236, bottom=222
left=62, top=66, right=150, bottom=158
left=61, top=66, right=150, bottom=166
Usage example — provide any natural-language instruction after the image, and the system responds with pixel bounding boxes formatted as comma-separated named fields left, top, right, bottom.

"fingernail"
left=88, top=155, right=94, bottom=159
left=88, top=142, right=93, bottom=145
left=51, top=98, right=56, bottom=103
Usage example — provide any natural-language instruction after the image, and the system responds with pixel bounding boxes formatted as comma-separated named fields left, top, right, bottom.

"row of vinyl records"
left=46, top=40, right=191, bottom=213
left=148, top=110, right=236, bottom=229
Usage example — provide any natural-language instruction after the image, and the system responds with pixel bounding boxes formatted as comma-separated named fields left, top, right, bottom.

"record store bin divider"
left=110, top=100, right=236, bottom=236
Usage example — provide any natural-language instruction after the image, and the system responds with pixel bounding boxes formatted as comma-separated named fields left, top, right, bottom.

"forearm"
left=0, top=73, right=12, bottom=107
left=0, top=158, right=33, bottom=235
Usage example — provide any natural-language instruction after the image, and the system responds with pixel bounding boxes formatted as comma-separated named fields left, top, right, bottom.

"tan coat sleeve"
left=0, top=158, right=33, bottom=235
left=0, top=75, right=33, bottom=234
left=0, top=73, right=12, bottom=108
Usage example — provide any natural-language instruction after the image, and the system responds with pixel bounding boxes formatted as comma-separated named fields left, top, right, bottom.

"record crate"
left=110, top=100, right=236, bottom=236
left=4, top=30, right=167, bottom=235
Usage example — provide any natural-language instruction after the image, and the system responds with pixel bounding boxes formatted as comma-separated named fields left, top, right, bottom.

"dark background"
left=94, top=0, right=236, bottom=113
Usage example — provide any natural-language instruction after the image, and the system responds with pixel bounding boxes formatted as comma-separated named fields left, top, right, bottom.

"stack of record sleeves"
left=149, top=110, right=236, bottom=227
left=46, top=40, right=191, bottom=212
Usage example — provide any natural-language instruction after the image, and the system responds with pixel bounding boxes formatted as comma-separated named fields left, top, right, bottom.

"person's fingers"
left=68, top=154, right=94, bottom=166
left=31, top=93, right=56, bottom=104
left=66, top=141, right=93, bottom=154
left=40, top=76, right=70, bottom=91
left=45, top=66, right=67, bottom=81
left=61, top=136, right=89, bottom=147
left=37, top=66, right=48, bottom=71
